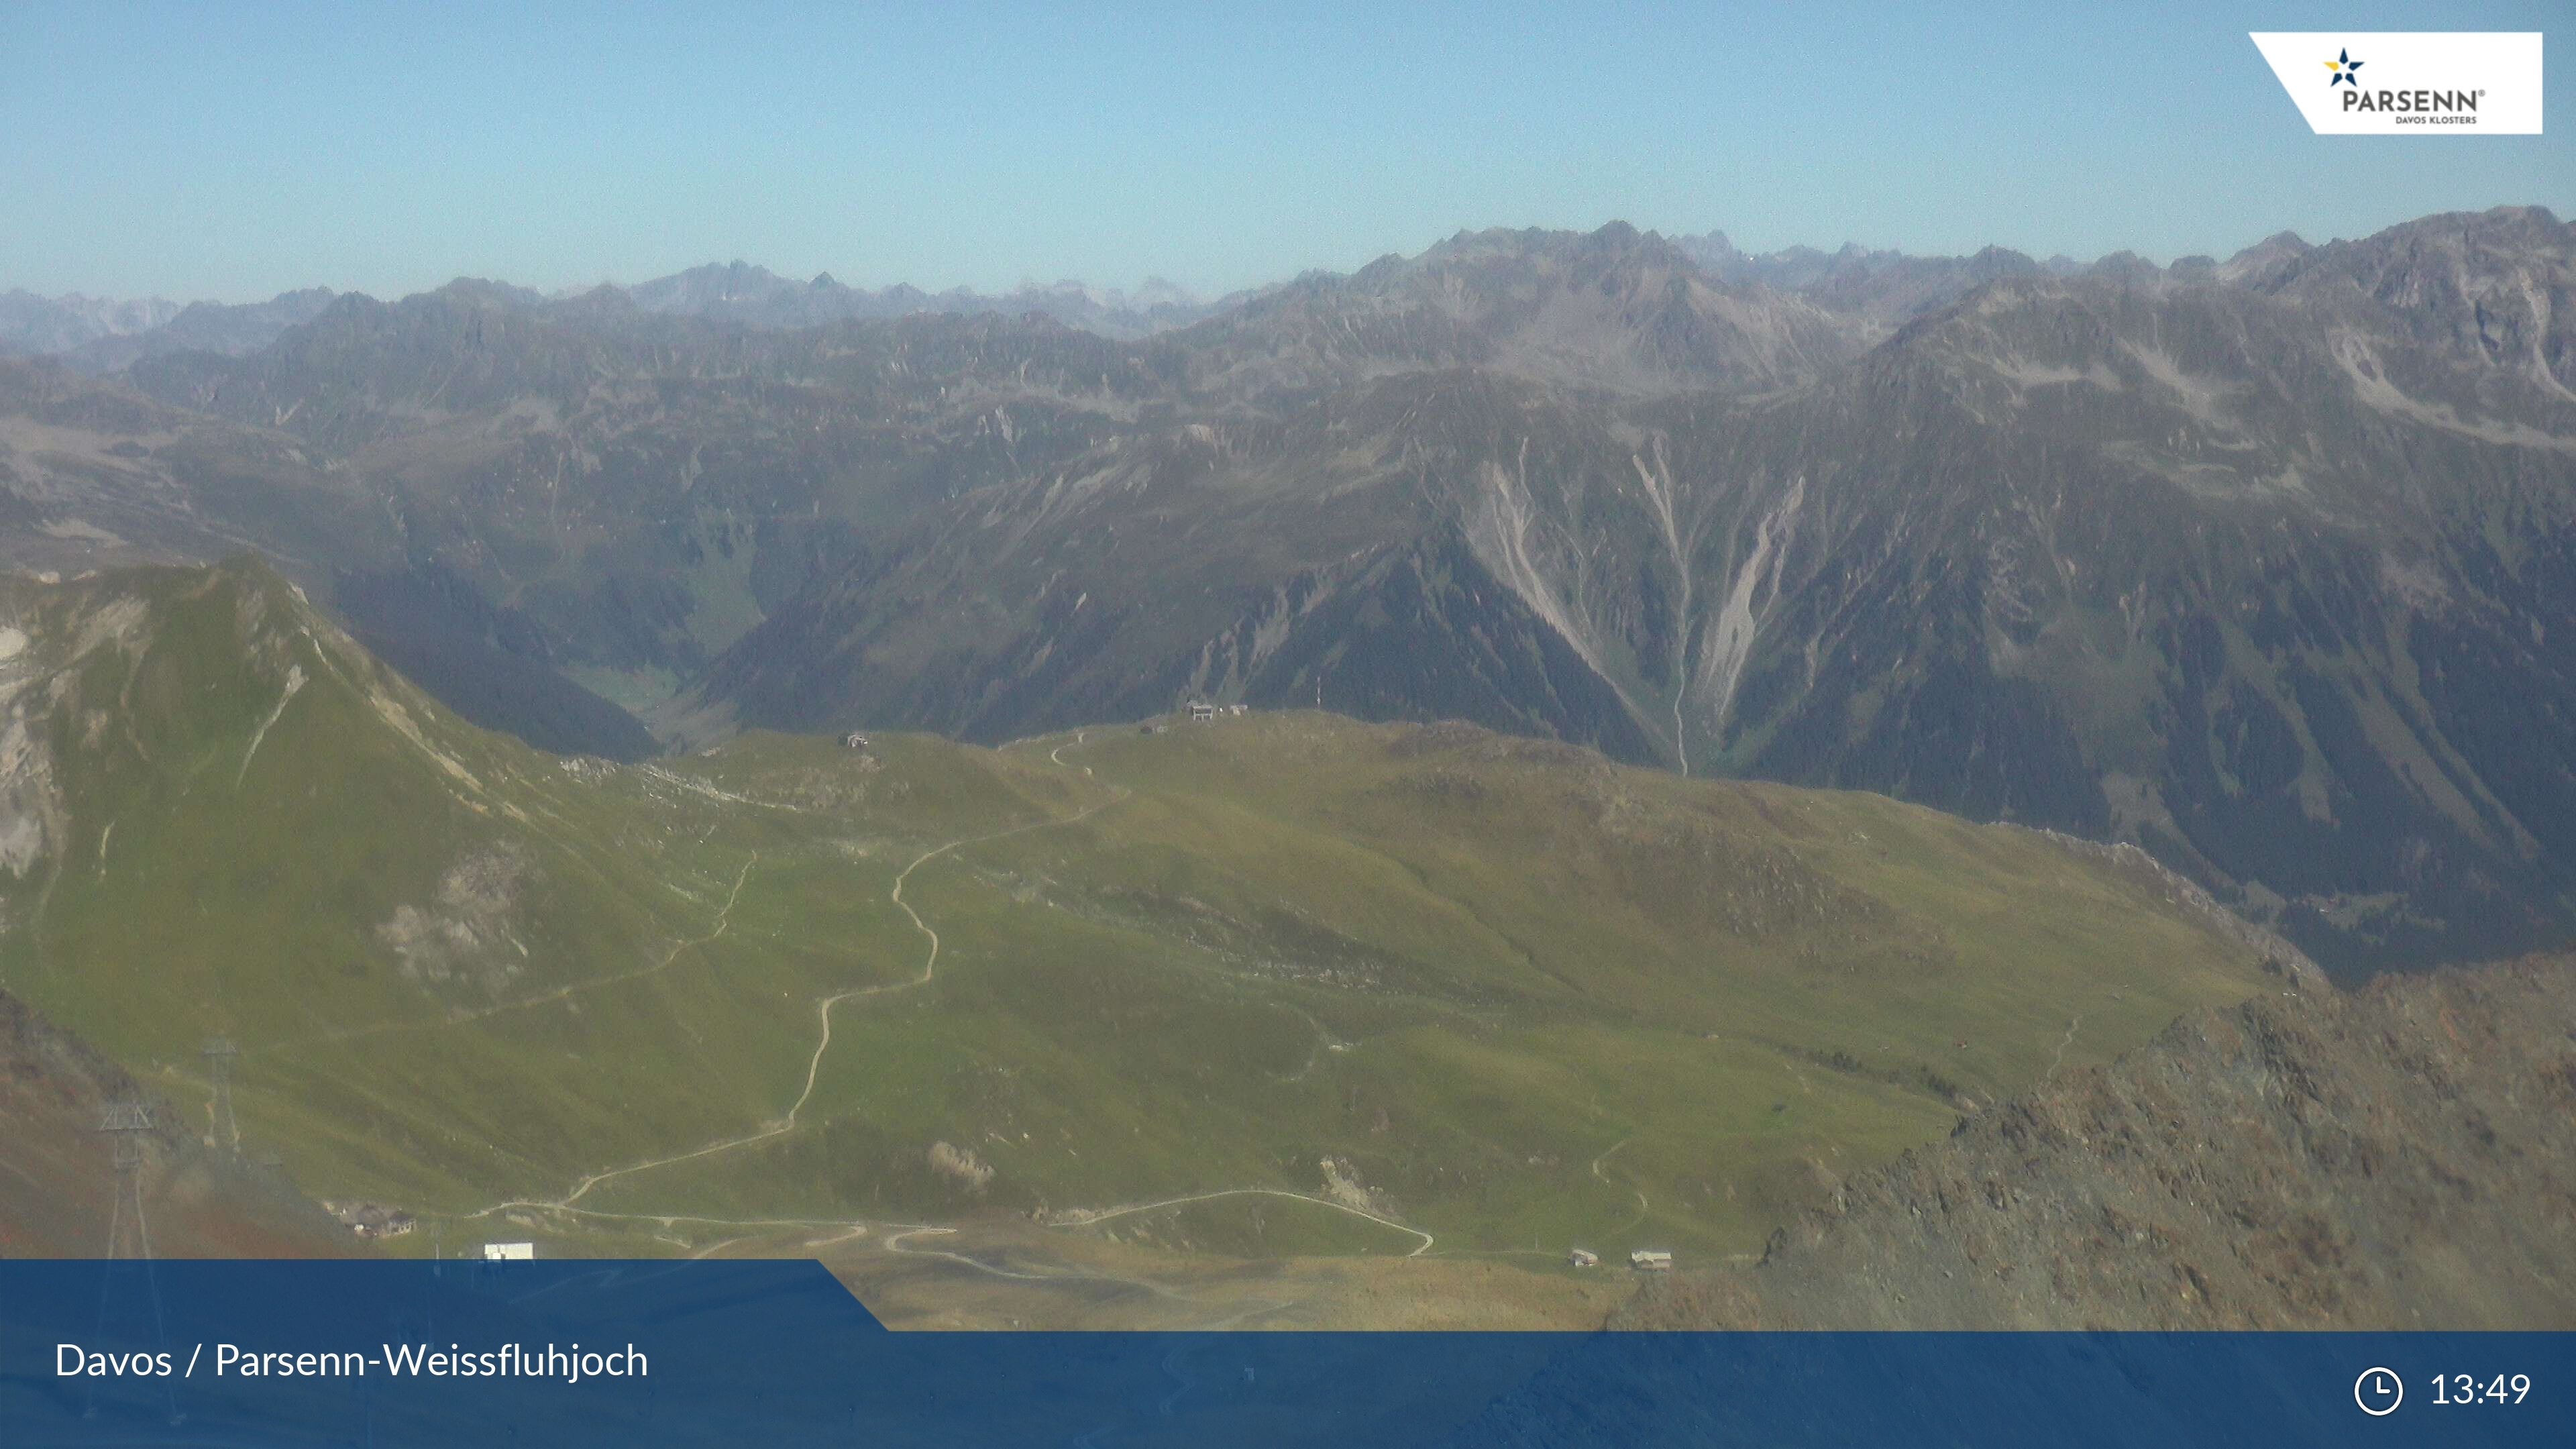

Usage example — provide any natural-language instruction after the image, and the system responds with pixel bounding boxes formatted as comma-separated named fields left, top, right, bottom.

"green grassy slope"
left=0, top=561, right=2275, bottom=1260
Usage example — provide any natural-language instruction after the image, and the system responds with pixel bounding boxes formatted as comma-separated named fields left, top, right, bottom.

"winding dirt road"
left=1591, top=1134, right=1650, bottom=1232
left=472, top=771, right=1130, bottom=1220
left=1059, top=1187, right=1434, bottom=1257
left=459, top=730, right=1444, bottom=1301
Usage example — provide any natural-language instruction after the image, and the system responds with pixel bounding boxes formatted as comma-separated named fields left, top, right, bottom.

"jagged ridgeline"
left=0, top=560, right=2279, bottom=1258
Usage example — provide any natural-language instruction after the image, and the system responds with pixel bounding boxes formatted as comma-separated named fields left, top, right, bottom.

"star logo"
left=2324, top=48, right=2364, bottom=86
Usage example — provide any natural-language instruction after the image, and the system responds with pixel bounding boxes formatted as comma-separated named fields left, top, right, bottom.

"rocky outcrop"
left=1620, top=953, right=2576, bottom=1329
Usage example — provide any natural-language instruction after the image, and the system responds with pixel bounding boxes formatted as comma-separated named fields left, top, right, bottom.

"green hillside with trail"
left=0, top=559, right=2282, bottom=1262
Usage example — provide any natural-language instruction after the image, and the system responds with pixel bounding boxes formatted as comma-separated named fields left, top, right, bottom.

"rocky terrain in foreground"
left=1621, top=953, right=2576, bottom=1330
left=0, top=986, right=350, bottom=1257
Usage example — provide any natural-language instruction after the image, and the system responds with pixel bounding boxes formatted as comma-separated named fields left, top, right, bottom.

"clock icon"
left=2355, top=1366, right=2404, bottom=1416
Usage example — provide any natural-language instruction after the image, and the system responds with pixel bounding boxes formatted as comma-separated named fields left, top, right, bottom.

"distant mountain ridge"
left=1, top=225, right=2167, bottom=370
left=65, top=288, right=343, bottom=372
left=1, top=262, right=1255, bottom=372
left=0, top=289, right=184, bottom=356
left=620, top=260, right=1247, bottom=339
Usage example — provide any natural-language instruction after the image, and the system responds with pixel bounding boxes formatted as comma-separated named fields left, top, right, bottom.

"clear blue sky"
left=3, top=1, right=2568, bottom=303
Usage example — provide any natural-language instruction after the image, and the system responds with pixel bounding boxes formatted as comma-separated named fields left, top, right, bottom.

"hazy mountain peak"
left=1687, top=229, right=1742, bottom=263
left=612, top=260, right=1230, bottom=339
left=2087, top=250, right=2161, bottom=283
left=554, top=282, right=639, bottom=319
left=2215, top=230, right=2314, bottom=286
left=431, top=276, right=547, bottom=309
left=0, top=290, right=186, bottom=358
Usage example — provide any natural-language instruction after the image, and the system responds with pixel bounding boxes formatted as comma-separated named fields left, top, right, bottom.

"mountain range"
left=3, top=206, right=2572, bottom=974
left=0, top=263, right=1241, bottom=370
left=0, top=224, right=2092, bottom=367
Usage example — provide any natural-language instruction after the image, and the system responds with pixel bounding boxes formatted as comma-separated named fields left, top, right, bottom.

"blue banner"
left=1, top=1260, right=2565, bottom=1446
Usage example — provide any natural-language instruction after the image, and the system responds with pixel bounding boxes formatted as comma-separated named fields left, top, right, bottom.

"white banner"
left=2249, top=32, right=2542, bottom=135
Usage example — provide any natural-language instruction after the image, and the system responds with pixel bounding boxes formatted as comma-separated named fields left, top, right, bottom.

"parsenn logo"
left=2326, top=42, right=2478, bottom=118
left=2250, top=33, right=2541, bottom=134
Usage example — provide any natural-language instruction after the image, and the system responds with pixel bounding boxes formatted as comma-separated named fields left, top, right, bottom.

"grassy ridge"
left=0, top=561, right=2273, bottom=1260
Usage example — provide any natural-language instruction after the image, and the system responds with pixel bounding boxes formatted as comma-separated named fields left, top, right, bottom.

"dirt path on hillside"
left=454, top=730, right=1444, bottom=1305
left=2045, top=1013, right=2084, bottom=1080
left=880, top=1226, right=1300, bottom=1329
left=1055, top=1187, right=1435, bottom=1257
left=1049, top=730, right=1093, bottom=775
left=1592, top=1134, right=1650, bottom=1233
left=460, top=777, right=1130, bottom=1222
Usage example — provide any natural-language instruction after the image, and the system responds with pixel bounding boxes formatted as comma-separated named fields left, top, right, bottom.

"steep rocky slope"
left=1620, top=953, right=2576, bottom=1330
left=117, top=289, right=1167, bottom=696
left=0, top=358, right=396, bottom=578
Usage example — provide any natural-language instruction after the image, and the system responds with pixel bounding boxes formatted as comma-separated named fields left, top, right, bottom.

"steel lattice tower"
left=89, top=1102, right=180, bottom=1426
left=97, top=1102, right=156, bottom=1260
left=201, top=1036, right=240, bottom=1150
